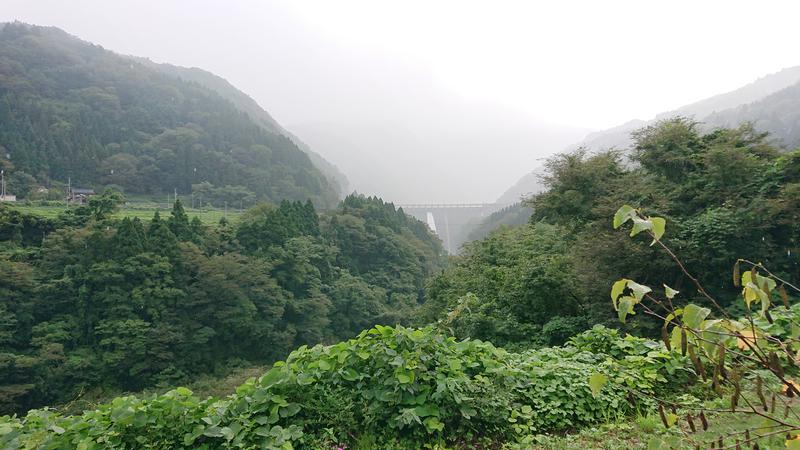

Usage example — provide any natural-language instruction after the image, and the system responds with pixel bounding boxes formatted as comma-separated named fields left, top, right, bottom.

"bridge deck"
left=397, top=203, right=506, bottom=209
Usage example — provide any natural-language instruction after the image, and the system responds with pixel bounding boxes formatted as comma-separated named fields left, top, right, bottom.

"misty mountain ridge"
left=0, top=22, right=341, bottom=205
left=497, top=65, right=800, bottom=204
left=134, top=58, right=350, bottom=194
left=576, top=65, right=800, bottom=151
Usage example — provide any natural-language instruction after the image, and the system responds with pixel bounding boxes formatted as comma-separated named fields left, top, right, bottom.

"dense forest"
left=0, top=23, right=339, bottom=206
left=423, top=118, right=800, bottom=346
left=4, top=118, right=800, bottom=448
left=0, top=192, right=445, bottom=414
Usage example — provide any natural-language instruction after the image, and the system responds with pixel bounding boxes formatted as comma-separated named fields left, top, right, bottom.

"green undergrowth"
left=0, top=325, right=690, bottom=449
left=523, top=403, right=788, bottom=449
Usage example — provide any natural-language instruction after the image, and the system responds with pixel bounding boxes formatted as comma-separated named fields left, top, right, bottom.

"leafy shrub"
left=0, top=325, right=687, bottom=449
left=422, top=223, right=585, bottom=349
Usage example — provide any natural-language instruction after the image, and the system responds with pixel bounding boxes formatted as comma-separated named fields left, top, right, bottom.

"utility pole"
left=1, top=169, right=5, bottom=200
left=192, top=167, right=197, bottom=210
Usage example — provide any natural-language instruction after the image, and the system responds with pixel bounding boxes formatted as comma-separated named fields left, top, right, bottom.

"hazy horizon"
left=3, top=0, right=799, bottom=203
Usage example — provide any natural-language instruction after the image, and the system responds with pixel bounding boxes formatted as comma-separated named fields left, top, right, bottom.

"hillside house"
left=68, top=187, right=95, bottom=204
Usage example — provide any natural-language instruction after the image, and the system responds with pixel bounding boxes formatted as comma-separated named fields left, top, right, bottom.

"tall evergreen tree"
left=112, top=217, right=145, bottom=259
left=147, top=211, right=179, bottom=256
left=167, top=199, right=191, bottom=241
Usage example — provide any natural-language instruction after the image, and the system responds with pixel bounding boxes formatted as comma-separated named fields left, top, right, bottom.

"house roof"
left=72, top=188, right=95, bottom=195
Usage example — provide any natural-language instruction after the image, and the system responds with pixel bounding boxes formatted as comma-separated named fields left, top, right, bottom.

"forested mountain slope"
left=139, top=59, right=350, bottom=195
left=705, top=80, right=800, bottom=148
left=461, top=202, right=532, bottom=243
left=0, top=23, right=339, bottom=206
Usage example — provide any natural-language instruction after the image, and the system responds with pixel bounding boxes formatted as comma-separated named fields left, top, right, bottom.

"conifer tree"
left=168, top=199, right=191, bottom=241
left=147, top=211, right=179, bottom=256
left=112, top=217, right=144, bottom=259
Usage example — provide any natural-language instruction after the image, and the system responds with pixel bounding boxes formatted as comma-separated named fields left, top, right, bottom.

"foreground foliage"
left=422, top=223, right=585, bottom=348
left=599, top=205, right=800, bottom=448
left=0, top=325, right=687, bottom=449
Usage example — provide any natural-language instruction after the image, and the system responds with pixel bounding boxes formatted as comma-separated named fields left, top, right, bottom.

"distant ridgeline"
left=462, top=202, right=532, bottom=244
left=0, top=23, right=343, bottom=207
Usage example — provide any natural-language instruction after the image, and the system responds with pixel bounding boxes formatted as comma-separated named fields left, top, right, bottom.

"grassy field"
left=7, top=202, right=243, bottom=225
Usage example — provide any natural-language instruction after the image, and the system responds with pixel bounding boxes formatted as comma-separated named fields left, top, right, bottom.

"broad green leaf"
left=396, top=372, right=412, bottom=384
left=340, top=367, right=360, bottom=381
left=666, top=413, right=678, bottom=427
left=203, top=426, right=224, bottom=438
left=610, top=279, right=628, bottom=309
left=295, top=373, right=315, bottom=385
left=220, top=426, right=234, bottom=441
left=741, top=270, right=752, bottom=287
left=459, top=406, right=477, bottom=418
left=627, top=280, right=651, bottom=301
left=743, top=282, right=762, bottom=308
left=613, top=205, right=635, bottom=228
left=260, top=368, right=287, bottom=389
left=618, top=296, right=636, bottom=323
left=630, top=217, right=654, bottom=237
left=760, top=291, right=771, bottom=316
left=423, top=416, right=444, bottom=433
left=670, top=326, right=683, bottom=352
left=280, top=403, right=301, bottom=418
left=663, top=284, right=679, bottom=299
left=682, top=304, right=710, bottom=329
left=414, top=404, right=440, bottom=418
left=756, top=273, right=777, bottom=293
left=175, top=386, right=193, bottom=396
left=664, top=309, right=682, bottom=325
left=787, top=437, right=800, bottom=450
left=588, top=373, right=608, bottom=398
left=649, top=216, right=666, bottom=245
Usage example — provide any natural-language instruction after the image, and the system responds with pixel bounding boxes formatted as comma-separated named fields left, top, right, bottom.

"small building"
left=0, top=194, right=16, bottom=202
left=68, top=187, right=95, bottom=204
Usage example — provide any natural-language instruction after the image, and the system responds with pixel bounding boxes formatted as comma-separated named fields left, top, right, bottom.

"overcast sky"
left=3, top=1, right=800, bottom=202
